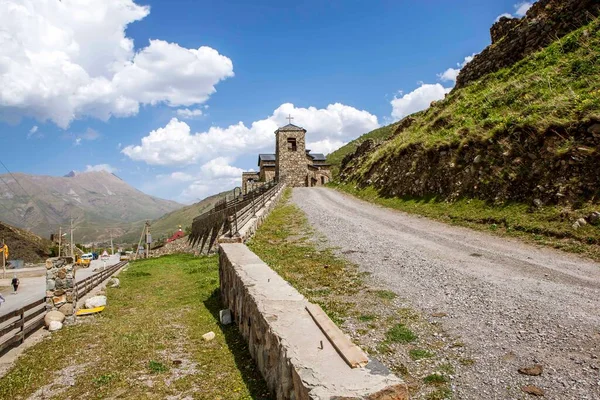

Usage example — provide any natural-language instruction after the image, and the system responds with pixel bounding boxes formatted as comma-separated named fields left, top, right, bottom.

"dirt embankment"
left=0, top=221, right=51, bottom=263
left=341, top=121, right=600, bottom=208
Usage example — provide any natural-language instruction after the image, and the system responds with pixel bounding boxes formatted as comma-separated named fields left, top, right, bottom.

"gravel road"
left=293, top=187, right=600, bottom=400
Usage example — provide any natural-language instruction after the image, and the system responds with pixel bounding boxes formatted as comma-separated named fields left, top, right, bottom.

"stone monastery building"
left=242, top=121, right=331, bottom=194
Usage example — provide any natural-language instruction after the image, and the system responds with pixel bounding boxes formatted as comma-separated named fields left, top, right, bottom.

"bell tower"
left=275, top=116, right=307, bottom=187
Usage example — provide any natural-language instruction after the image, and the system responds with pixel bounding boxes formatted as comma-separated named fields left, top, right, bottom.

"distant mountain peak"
left=64, top=170, right=78, bottom=177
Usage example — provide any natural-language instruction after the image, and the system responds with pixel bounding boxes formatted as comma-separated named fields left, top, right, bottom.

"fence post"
left=19, top=308, right=25, bottom=344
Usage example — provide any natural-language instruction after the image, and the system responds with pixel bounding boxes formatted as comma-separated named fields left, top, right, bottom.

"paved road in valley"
left=0, top=254, right=121, bottom=317
left=293, top=187, right=600, bottom=400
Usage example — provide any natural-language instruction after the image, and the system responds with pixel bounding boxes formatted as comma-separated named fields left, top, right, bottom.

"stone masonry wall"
left=45, top=257, right=76, bottom=317
left=276, top=130, right=307, bottom=187
left=219, top=244, right=407, bottom=399
left=456, top=0, right=600, bottom=88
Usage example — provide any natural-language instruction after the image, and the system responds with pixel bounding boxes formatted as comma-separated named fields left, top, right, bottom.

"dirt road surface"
left=293, top=187, right=600, bottom=400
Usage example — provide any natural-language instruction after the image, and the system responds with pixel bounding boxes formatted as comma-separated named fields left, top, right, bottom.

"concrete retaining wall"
left=219, top=243, right=407, bottom=400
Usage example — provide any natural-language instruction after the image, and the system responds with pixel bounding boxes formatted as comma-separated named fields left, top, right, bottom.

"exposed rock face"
left=340, top=122, right=600, bottom=206
left=456, top=0, right=600, bottom=88
left=490, top=17, right=521, bottom=44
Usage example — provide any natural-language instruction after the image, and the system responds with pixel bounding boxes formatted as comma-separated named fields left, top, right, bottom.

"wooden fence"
left=0, top=260, right=128, bottom=356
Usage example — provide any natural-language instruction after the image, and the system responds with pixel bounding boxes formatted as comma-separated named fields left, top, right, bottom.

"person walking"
left=11, top=274, right=19, bottom=294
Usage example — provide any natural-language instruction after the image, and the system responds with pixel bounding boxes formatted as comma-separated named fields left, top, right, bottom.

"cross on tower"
left=286, top=114, right=294, bottom=124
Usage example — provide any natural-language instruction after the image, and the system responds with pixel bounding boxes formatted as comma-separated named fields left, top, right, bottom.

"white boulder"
left=202, top=331, right=215, bottom=341
left=108, top=278, right=120, bottom=288
left=48, top=320, right=63, bottom=332
left=84, top=295, right=107, bottom=309
left=44, top=310, right=66, bottom=327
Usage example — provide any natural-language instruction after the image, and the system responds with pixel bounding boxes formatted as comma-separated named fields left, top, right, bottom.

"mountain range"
left=0, top=170, right=183, bottom=243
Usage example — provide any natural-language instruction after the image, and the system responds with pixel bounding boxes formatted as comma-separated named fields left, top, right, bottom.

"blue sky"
left=0, top=0, right=534, bottom=203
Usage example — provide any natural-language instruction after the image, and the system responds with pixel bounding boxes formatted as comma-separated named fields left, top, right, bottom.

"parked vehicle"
left=76, top=253, right=94, bottom=267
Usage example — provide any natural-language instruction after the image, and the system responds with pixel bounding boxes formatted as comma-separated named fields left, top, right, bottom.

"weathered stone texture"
left=219, top=243, right=406, bottom=399
left=456, top=0, right=600, bottom=88
left=242, top=172, right=260, bottom=195
left=45, top=257, right=76, bottom=316
left=276, top=126, right=308, bottom=187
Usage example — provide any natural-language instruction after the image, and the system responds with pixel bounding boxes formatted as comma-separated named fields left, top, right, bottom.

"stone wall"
left=45, top=257, right=76, bottom=317
left=456, top=0, right=600, bottom=88
left=260, top=167, right=275, bottom=183
left=219, top=243, right=407, bottom=399
left=275, top=128, right=307, bottom=187
left=242, top=172, right=260, bottom=195
left=151, top=235, right=211, bottom=257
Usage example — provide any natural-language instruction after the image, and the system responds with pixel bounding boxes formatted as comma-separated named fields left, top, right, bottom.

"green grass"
left=327, top=124, right=399, bottom=176
left=385, top=323, right=418, bottom=343
left=374, top=289, right=397, bottom=300
left=247, top=190, right=364, bottom=324
left=0, top=255, right=270, bottom=399
left=409, top=349, right=435, bottom=360
left=332, top=182, right=600, bottom=261
left=424, top=374, right=449, bottom=386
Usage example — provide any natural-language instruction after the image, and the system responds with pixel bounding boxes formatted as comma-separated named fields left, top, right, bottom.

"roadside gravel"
left=293, top=187, right=600, bottom=400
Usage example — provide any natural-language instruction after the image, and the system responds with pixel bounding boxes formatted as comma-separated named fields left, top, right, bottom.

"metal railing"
left=0, top=260, right=128, bottom=356
left=189, top=180, right=284, bottom=253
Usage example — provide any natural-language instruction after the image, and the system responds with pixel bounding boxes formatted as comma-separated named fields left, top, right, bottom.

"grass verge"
left=0, top=255, right=270, bottom=400
left=331, top=182, right=600, bottom=261
left=247, top=189, right=461, bottom=399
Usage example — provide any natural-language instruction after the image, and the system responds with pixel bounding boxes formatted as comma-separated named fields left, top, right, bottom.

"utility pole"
left=70, top=217, right=74, bottom=258
left=58, top=226, right=62, bottom=257
left=110, top=231, right=114, bottom=255
left=145, top=221, right=150, bottom=259
left=2, top=239, right=5, bottom=279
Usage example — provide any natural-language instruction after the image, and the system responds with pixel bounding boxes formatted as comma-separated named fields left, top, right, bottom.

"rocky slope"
left=0, top=170, right=182, bottom=242
left=0, top=220, right=51, bottom=263
left=337, top=2, right=600, bottom=211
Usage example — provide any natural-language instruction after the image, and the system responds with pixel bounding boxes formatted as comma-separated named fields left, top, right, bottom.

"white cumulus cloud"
left=391, top=84, right=451, bottom=121
left=171, top=158, right=244, bottom=202
left=514, top=2, right=533, bottom=17
left=85, top=164, right=117, bottom=173
left=122, top=103, right=379, bottom=166
left=0, top=0, right=233, bottom=128
left=176, top=108, right=204, bottom=119
left=496, top=1, right=535, bottom=21
left=438, top=54, right=476, bottom=84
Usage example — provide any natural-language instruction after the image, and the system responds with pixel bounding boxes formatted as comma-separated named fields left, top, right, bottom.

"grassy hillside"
left=327, top=123, right=398, bottom=176
left=343, top=19, right=600, bottom=177
left=331, top=18, right=600, bottom=259
left=116, top=191, right=228, bottom=244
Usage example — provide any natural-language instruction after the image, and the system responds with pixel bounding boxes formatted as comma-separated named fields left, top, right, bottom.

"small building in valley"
left=242, top=120, right=331, bottom=193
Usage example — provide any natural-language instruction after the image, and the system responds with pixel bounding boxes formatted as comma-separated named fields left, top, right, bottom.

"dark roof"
left=308, top=152, right=327, bottom=162
left=258, top=154, right=275, bottom=161
left=275, top=123, right=306, bottom=133
left=258, top=154, right=276, bottom=166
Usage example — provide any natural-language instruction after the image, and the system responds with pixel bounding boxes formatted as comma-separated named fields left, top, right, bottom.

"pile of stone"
left=573, top=211, right=600, bottom=230
left=44, top=257, right=76, bottom=331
